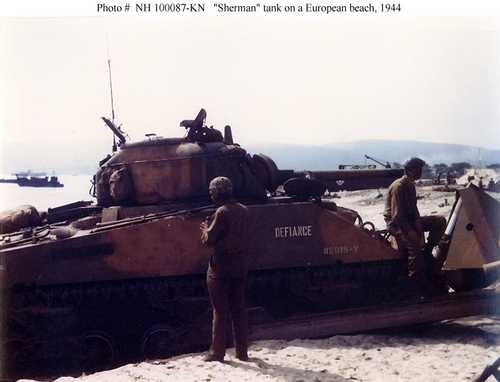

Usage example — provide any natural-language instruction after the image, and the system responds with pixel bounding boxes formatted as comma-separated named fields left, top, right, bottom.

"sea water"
left=0, top=175, right=96, bottom=212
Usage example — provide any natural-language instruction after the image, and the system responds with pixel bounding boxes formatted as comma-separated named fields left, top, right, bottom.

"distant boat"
left=0, top=171, right=64, bottom=188
left=16, top=175, right=64, bottom=188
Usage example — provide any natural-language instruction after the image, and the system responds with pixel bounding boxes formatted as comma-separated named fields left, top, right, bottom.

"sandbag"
left=0, top=205, right=41, bottom=234
left=95, top=167, right=113, bottom=207
left=109, top=167, right=134, bottom=203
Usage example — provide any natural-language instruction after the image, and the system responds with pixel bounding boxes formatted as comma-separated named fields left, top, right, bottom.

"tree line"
left=390, top=162, right=500, bottom=178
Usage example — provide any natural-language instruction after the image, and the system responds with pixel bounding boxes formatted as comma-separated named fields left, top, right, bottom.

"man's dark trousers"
left=206, top=274, right=248, bottom=359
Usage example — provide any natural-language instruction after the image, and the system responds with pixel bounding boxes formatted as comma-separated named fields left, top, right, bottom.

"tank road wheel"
left=2, top=338, right=32, bottom=376
left=80, top=331, right=116, bottom=372
left=141, top=324, right=176, bottom=360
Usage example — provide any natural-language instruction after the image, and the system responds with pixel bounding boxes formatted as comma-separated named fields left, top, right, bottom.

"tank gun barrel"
left=364, top=155, right=391, bottom=169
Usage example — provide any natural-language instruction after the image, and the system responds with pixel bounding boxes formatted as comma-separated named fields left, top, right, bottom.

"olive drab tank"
left=1, top=109, right=499, bottom=379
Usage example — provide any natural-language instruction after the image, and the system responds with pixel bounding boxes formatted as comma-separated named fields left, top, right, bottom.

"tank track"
left=1, top=259, right=405, bottom=379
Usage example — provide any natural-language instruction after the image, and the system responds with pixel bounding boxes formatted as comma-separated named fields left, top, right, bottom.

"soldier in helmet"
left=488, top=178, right=496, bottom=192
left=200, top=176, right=250, bottom=362
left=384, top=158, right=447, bottom=293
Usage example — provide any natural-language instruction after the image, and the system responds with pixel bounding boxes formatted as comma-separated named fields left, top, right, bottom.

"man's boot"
left=236, top=352, right=249, bottom=361
left=204, top=352, right=224, bottom=362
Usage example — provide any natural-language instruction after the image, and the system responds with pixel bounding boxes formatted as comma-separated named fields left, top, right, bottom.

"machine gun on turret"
left=102, top=116, right=127, bottom=146
left=180, top=108, right=223, bottom=143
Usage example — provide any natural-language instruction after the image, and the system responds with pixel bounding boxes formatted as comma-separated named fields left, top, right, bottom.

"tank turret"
left=95, top=109, right=269, bottom=207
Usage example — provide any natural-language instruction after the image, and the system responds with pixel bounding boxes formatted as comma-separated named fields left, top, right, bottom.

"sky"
left=0, top=4, right=499, bottom=173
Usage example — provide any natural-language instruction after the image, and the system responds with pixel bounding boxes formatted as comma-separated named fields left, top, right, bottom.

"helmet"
left=404, top=157, right=426, bottom=171
left=209, top=176, right=233, bottom=202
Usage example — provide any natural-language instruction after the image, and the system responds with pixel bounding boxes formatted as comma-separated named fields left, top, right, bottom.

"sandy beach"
left=20, top=315, right=498, bottom=382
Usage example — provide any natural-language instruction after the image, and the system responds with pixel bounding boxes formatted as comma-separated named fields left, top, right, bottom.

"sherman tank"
left=1, top=109, right=499, bottom=378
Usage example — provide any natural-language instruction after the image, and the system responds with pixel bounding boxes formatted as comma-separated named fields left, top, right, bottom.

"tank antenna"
left=106, top=34, right=117, bottom=152
left=108, top=59, right=116, bottom=122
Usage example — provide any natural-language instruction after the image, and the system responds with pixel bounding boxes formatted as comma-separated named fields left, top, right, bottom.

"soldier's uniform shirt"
left=384, top=175, right=420, bottom=233
left=202, top=201, right=249, bottom=278
left=383, top=175, right=446, bottom=279
left=201, top=200, right=249, bottom=360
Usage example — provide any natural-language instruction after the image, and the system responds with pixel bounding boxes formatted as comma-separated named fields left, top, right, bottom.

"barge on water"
left=0, top=171, right=64, bottom=188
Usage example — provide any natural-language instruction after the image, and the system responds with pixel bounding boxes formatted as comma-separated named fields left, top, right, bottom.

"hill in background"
left=247, top=140, right=500, bottom=171
left=2, top=139, right=499, bottom=175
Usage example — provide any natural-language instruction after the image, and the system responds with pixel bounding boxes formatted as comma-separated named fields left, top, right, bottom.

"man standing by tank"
left=200, top=176, right=250, bottom=362
left=384, top=158, right=447, bottom=293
